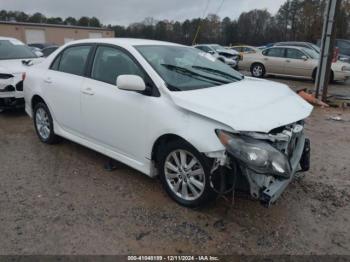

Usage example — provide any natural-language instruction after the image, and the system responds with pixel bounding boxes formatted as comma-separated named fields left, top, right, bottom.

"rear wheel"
left=312, top=68, right=334, bottom=83
left=251, top=63, right=265, bottom=78
left=158, top=140, right=216, bottom=207
left=33, top=102, right=60, bottom=144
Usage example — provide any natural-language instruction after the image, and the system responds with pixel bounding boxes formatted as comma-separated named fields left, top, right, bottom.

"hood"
left=217, top=49, right=239, bottom=55
left=170, top=77, right=313, bottom=133
left=0, top=58, right=42, bottom=74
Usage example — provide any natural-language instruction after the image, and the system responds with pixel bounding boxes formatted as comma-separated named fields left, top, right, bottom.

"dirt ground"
left=0, top=76, right=349, bottom=255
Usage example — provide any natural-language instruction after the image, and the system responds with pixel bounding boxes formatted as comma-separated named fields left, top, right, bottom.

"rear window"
left=0, top=39, right=36, bottom=60
left=56, top=45, right=92, bottom=76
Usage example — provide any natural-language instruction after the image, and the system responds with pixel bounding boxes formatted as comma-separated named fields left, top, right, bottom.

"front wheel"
left=158, top=140, right=216, bottom=207
left=33, top=102, right=60, bottom=144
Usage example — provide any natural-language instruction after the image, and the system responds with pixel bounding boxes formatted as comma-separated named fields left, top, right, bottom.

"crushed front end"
left=212, top=122, right=310, bottom=207
left=0, top=72, right=25, bottom=110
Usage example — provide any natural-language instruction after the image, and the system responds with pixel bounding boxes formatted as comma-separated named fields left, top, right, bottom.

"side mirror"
left=301, top=55, right=308, bottom=61
left=208, top=50, right=215, bottom=55
left=35, top=51, right=44, bottom=57
left=117, top=75, right=146, bottom=92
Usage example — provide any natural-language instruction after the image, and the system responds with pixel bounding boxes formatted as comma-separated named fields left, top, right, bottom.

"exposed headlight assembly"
left=216, top=130, right=292, bottom=179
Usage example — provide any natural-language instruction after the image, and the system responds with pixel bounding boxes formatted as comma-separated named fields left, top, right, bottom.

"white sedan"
left=24, top=38, right=312, bottom=208
left=0, top=37, right=41, bottom=110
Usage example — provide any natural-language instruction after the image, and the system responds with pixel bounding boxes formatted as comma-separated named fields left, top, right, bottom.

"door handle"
left=82, top=88, right=95, bottom=96
left=286, top=59, right=291, bottom=63
left=44, top=77, right=52, bottom=84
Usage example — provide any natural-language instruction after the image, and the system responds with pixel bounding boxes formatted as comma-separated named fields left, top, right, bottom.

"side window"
left=58, top=45, right=92, bottom=76
left=91, top=46, right=144, bottom=85
left=286, top=49, right=304, bottom=59
left=265, top=48, right=285, bottom=58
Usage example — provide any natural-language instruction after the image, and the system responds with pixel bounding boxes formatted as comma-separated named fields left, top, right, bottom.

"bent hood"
left=0, top=58, right=43, bottom=74
left=170, top=78, right=313, bottom=133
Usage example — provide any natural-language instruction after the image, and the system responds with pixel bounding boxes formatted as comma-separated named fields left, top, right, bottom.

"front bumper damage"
left=0, top=73, right=25, bottom=110
left=211, top=123, right=311, bottom=208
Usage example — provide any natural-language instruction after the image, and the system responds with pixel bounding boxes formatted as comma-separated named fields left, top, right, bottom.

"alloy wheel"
left=164, top=149, right=205, bottom=201
left=252, top=65, right=263, bottom=77
left=35, top=107, right=51, bottom=140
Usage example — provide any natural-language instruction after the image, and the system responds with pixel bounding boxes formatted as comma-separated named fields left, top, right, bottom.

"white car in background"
left=24, top=38, right=312, bottom=208
left=194, top=44, right=240, bottom=69
left=0, top=37, right=41, bottom=111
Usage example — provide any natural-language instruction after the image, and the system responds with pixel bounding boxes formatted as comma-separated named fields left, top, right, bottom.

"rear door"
left=262, top=48, right=286, bottom=74
left=284, top=48, right=313, bottom=77
left=43, top=44, right=93, bottom=135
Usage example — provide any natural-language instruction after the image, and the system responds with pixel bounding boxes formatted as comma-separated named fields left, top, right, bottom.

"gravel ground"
left=0, top=76, right=349, bottom=255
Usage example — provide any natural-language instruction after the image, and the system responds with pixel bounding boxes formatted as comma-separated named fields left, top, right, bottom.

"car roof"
left=275, top=41, right=313, bottom=45
left=269, top=45, right=305, bottom=51
left=0, top=36, right=21, bottom=41
left=68, top=38, right=181, bottom=47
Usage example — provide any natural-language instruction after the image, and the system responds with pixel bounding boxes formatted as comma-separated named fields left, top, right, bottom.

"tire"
left=250, top=63, right=265, bottom=78
left=33, top=102, right=60, bottom=144
left=158, top=140, right=216, bottom=208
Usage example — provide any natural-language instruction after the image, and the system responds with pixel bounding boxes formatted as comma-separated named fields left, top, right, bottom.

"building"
left=0, top=21, right=115, bottom=45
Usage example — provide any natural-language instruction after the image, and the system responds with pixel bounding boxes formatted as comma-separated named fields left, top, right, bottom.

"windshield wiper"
left=161, top=64, right=230, bottom=85
left=192, top=65, right=243, bottom=81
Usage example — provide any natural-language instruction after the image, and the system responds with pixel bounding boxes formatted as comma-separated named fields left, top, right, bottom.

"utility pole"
left=314, top=0, right=341, bottom=101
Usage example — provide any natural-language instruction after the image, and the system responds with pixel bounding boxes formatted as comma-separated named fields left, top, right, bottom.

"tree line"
left=0, top=10, right=102, bottom=27
left=1, top=0, right=349, bottom=46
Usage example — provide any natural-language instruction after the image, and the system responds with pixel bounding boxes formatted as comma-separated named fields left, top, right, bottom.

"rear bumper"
left=334, top=71, right=350, bottom=81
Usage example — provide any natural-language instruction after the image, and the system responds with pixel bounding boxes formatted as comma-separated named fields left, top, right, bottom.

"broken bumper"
left=216, top=125, right=310, bottom=208
left=0, top=78, right=24, bottom=110
left=260, top=135, right=310, bottom=207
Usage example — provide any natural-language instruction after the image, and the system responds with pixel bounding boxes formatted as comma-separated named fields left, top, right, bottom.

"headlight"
left=341, top=65, right=350, bottom=71
left=216, top=130, right=291, bottom=178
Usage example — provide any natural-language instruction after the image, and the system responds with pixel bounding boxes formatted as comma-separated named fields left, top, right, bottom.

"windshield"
left=136, top=45, right=243, bottom=91
left=302, top=48, right=319, bottom=59
left=210, top=45, right=224, bottom=51
left=0, top=40, right=37, bottom=60
left=310, top=44, right=320, bottom=53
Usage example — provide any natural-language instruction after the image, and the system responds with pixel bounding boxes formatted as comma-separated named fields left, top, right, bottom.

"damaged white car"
left=24, top=39, right=312, bottom=208
left=0, top=37, right=41, bottom=111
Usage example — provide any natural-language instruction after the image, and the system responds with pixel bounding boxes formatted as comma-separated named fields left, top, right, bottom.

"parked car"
left=229, top=45, right=260, bottom=61
left=28, top=43, right=56, bottom=50
left=28, top=43, right=59, bottom=57
left=239, top=46, right=350, bottom=81
left=229, top=45, right=260, bottom=54
left=275, top=41, right=350, bottom=63
left=24, top=38, right=312, bottom=208
left=334, top=39, right=350, bottom=62
left=41, top=45, right=59, bottom=57
left=0, top=37, right=42, bottom=110
left=194, top=44, right=240, bottom=69
left=274, top=41, right=320, bottom=53
left=317, top=39, right=350, bottom=63
left=28, top=46, right=44, bottom=57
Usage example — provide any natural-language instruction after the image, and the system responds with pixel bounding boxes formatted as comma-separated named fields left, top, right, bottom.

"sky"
left=0, top=0, right=286, bottom=26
